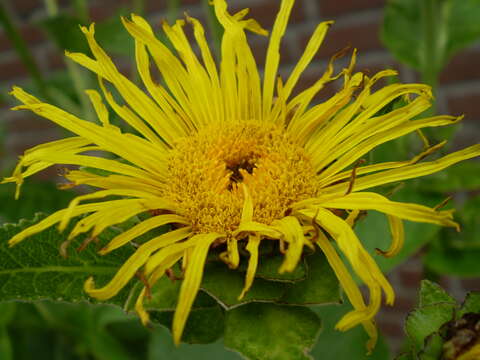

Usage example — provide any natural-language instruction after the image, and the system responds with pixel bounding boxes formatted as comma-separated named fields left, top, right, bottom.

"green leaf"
left=39, top=15, right=88, bottom=53
left=0, top=327, right=12, bottom=360
left=424, top=234, right=480, bottom=277
left=459, top=292, right=480, bottom=316
left=250, top=253, right=306, bottom=282
left=419, top=333, right=444, bottom=360
left=0, top=304, right=14, bottom=360
left=405, top=303, right=455, bottom=351
left=147, top=327, right=241, bottom=360
left=95, top=15, right=134, bottom=56
left=0, top=181, right=76, bottom=224
left=0, top=303, right=16, bottom=325
left=280, top=251, right=341, bottom=305
left=0, top=214, right=132, bottom=306
left=201, top=261, right=287, bottom=309
left=151, top=304, right=225, bottom=344
left=418, top=161, right=480, bottom=192
left=381, top=0, right=422, bottom=71
left=224, top=303, right=321, bottom=360
left=311, top=304, right=390, bottom=360
left=355, top=191, right=441, bottom=273
left=419, top=280, right=456, bottom=307
left=381, top=0, right=480, bottom=73
left=445, top=0, right=480, bottom=58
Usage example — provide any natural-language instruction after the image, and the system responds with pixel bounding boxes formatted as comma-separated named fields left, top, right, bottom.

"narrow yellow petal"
left=377, top=215, right=404, bottom=258
left=238, top=234, right=261, bottom=300
left=59, top=188, right=158, bottom=232
left=283, top=21, right=333, bottom=98
left=85, top=227, right=191, bottom=300
left=67, top=199, right=149, bottom=240
left=85, top=89, right=110, bottom=126
left=64, top=170, right=165, bottom=195
left=312, top=224, right=378, bottom=351
left=300, top=207, right=394, bottom=305
left=234, top=221, right=282, bottom=239
left=172, top=232, right=222, bottom=345
left=135, top=252, right=183, bottom=325
left=225, top=237, right=240, bottom=269
left=100, top=214, right=188, bottom=255
left=324, top=144, right=480, bottom=194
left=317, top=192, right=459, bottom=229
left=262, top=0, right=295, bottom=119
left=241, top=184, right=254, bottom=224
left=318, top=141, right=446, bottom=188
left=97, top=77, right=165, bottom=146
left=319, top=114, right=462, bottom=177
left=271, top=216, right=305, bottom=273
left=8, top=203, right=112, bottom=246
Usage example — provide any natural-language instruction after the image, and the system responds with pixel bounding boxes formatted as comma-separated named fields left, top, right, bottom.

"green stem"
left=167, top=0, right=180, bottom=23
left=420, top=0, right=455, bottom=141
left=73, top=0, right=89, bottom=24
left=0, top=3, right=49, bottom=99
left=44, top=0, right=59, bottom=17
left=132, top=0, right=145, bottom=16
left=420, top=0, right=440, bottom=114
left=44, top=0, right=95, bottom=121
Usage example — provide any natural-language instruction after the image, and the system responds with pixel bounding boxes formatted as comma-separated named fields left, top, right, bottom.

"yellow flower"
left=3, top=0, right=480, bottom=351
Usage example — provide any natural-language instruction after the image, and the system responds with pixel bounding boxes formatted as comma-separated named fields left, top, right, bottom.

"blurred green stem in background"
left=44, top=0, right=96, bottom=122
left=419, top=0, right=451, bottom=115
left=167, top=0, right=180, bottom=23
left=0, top=3, right=49, bottom=100
left=73, top=0, right=89, bottom=24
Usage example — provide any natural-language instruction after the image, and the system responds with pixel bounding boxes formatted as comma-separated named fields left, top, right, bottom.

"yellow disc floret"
left=163, top=120, right=318, bottom=234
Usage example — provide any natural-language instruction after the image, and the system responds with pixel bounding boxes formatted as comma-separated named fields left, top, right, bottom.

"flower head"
left=3, top=0, right=480, bottom=351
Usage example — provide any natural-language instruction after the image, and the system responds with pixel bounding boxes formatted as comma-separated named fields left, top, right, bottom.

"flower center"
left=162, top=120, right=318, bottom=234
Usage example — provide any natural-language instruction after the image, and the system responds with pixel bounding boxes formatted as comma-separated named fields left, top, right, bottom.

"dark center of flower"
left=227, top=159, right=256, bottom=188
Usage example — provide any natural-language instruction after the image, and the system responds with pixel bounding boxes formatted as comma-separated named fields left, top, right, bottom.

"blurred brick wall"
left=1, top=0, right=479, bottom=355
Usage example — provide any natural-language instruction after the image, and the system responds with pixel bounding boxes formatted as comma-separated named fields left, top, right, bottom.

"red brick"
left=249, top=35, right=294, bottom=68
left=399, top=268, right=423, bottom=289
left=46, top=48, right=66, bottom=71
left=0, top=24, right=45, bottom=53
left=233, top=0, right=305, bottom=29
left=6, top=113, right=57, bottom=133
left=291, top=69, right=339, bottom=102
left=440, top=49, right=480, bottom=85
left=320, top=0, right=386, bottom=17
left=11, top=0, right=42, bottom=19
left=447, top=93, right=480, bottom=122
left=377, top=319, right=404, bottom=337
left=460, top=278, right=480, bottom=292
left=302, top=20, right=383, bottom=60
left=89, top=0, right=132, bottom=21
left=0, top=58, right=29, bottom=81
left=392, top=295, right=417, bottom=312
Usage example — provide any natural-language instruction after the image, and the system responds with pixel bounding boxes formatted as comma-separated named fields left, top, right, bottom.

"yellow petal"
left=325, top=144, right=480, bottom=194
left=271, top=216, right=305, bottom=273
left=85, top=227, right=191, bottom=300
left=317, top=192, right=459, bottom=230
left=100, top=214, right=188, bottom=255
left=238, top=234, right=261, bottom=300
left=311, top=221, right=378, bottom=352
left=172, top=233, right=223, bottom=345
left=262, top=0, right=295, bottom=119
